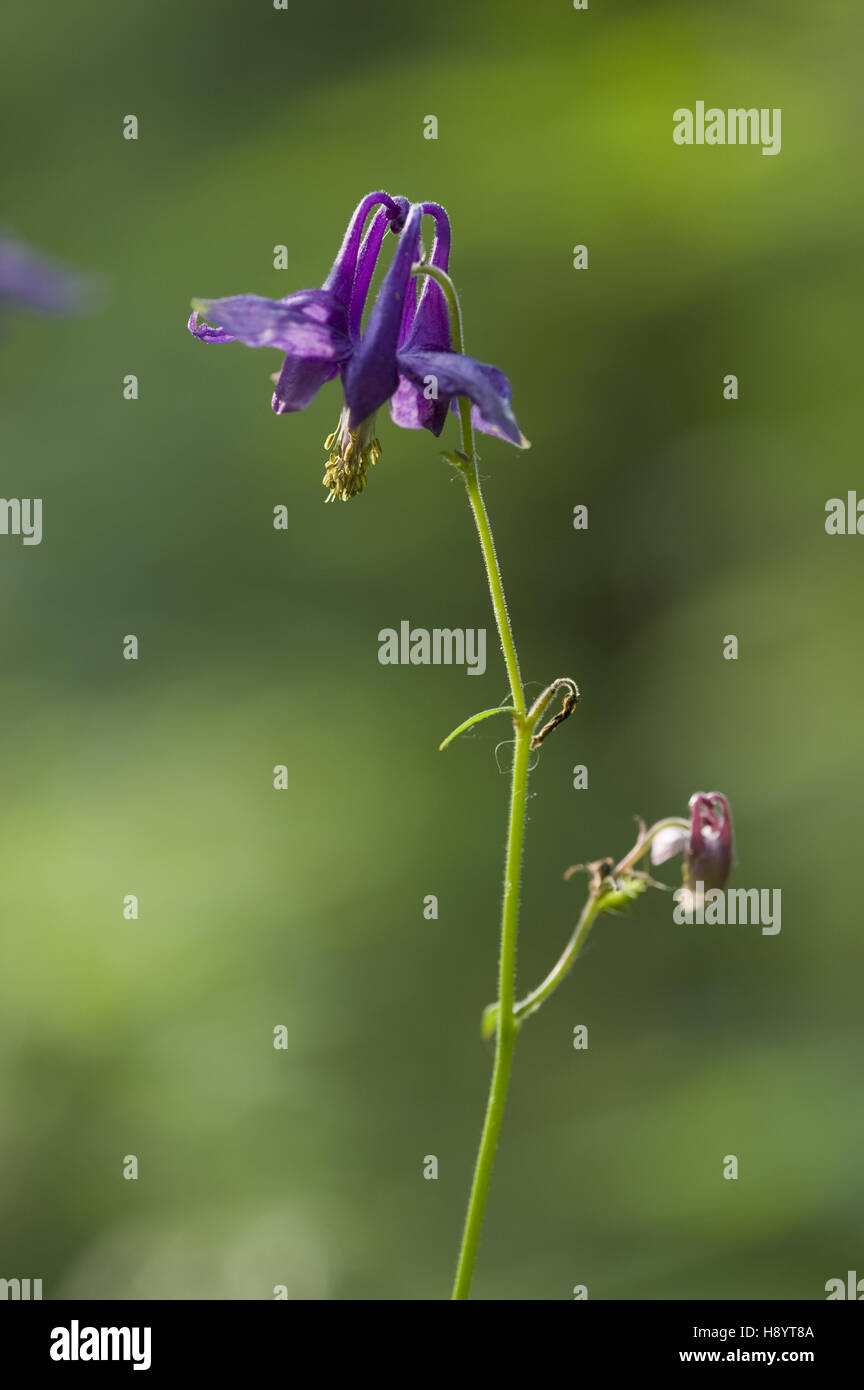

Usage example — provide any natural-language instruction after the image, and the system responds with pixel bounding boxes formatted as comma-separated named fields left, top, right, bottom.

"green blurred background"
left=1, top=0, right=861, bottom=1300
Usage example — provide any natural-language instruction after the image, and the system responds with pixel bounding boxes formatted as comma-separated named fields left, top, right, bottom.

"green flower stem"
left=448, top=459, right=528, bottom=1299
left=485, top=815, right=694, bottom=1030
left=412, top=261, right=532, bottom=1299
left=481, top=891, right=608, bottom=1040
left=413, top=261, right=526, bottom=719
left=512, top=892, right=606, bottom=1024
left=613, top=816, right=689, bottom=878
left=461, top=464, right=526, bottom=720
left=451, top=720, right=531, bottom=1301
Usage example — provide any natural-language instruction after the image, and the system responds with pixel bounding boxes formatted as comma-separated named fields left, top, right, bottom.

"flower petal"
left=271, top=354, right=339, bottom=414
left=387, top=204, right=453, bottom=435
left=344, top=202, right=423, bottom=428
left=388, top=372, right=449, bottom=436
left=399, top=202, right=452, bottom=353
left=650, top=826, right=689, bottom=867
left=685, top=792, right=733, bottom=891
left=188, top=310, right=235, bottom=344
left=190, top=290, right=351, bottom=359
left=397, top=349, right=528, bottom=448
left=349, top=199, right=410, bottom=340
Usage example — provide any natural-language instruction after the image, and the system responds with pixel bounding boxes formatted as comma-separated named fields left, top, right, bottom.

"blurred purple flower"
left=0, top=236, right=89, bottom=320
left=651, top=792, right=733, bottom=892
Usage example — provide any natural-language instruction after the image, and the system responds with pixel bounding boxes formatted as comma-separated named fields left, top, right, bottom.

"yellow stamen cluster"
left=322, top=422, right=382, bottom=502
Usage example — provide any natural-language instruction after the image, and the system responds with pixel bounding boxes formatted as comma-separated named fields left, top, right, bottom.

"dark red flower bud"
left=651, top=791, right=733, bottom=894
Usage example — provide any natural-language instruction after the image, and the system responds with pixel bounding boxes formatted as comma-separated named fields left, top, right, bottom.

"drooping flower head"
left=651, top=791, right=733, bottom=893
left=0, top=236, right=90, bottom=324
left=188, top=192, right=527, bottom=500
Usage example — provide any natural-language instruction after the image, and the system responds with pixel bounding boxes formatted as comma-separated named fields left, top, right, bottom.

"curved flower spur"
left=187, top=191, right=528, bottom=499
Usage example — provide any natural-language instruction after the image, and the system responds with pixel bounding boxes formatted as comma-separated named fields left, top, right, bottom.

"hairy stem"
left=491, top=815, right=693, bottom=1028
left=461, top=466, right=525, bottom=720
left=512, top=892, right=604, bottom=1023
left=413, top=261, right=526, bottom=718
left=451, top=718, right=531, bottom=1300
left=450, top=400, right=529, bottom=1300
left=412, top=261, right=533, bottom=1299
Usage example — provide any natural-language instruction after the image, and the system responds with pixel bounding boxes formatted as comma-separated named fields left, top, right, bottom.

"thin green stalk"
left=497, top=815, right=692, bottom=1026
left=448, top=451, right=528, bottom=1299
left=613, top=816, right=689, bottom=877
left=412, top=259, right=533, bottom=1299
left=406, top=256, right=691, bottom=1295
left=414, top=261, right=525, bottom=718
left=451, top=720, right=531, bottom=1300
left=462, top=465, right=525, bottom=720
left=513, top=893, right=603, bottom=1023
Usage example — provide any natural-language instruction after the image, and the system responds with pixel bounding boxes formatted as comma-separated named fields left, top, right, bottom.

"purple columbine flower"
left=189, top=190, right=409, bottom=500
left=651, top=792, right=733, bottom=893
left=0, top=236, right=89, bottom=322
left=188, top=192, right=527, bottom=501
